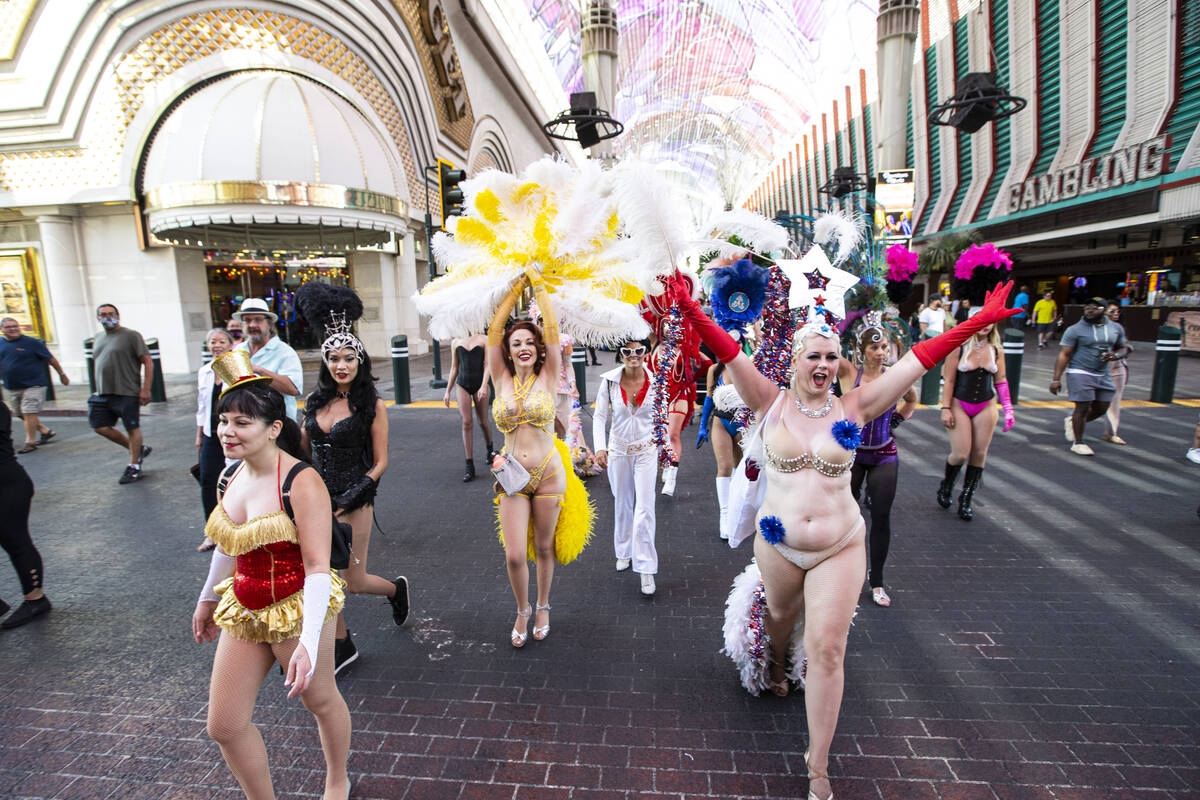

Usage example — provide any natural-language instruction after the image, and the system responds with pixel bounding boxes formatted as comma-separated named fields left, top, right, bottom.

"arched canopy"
left=140, top=69, right=408, bottom=249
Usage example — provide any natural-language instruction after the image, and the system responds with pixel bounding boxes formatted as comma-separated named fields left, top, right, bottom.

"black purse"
left=218, top=461, right=353, bottom=570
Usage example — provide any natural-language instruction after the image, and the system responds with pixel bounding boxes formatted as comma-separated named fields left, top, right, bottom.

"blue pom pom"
left=759, top=515, right=785, bottom=544
left=832, top=419, right=862, bottom=451
left=711, top=259, right=770, bottom=332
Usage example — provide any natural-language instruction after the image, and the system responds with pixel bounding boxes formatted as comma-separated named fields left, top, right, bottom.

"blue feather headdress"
left=709, top=258, right=769, bottom=336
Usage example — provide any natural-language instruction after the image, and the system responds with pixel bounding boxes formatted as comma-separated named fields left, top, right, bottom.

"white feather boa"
left=712, top=383, right=747, bottom=414
left=722, top=560, right=806, bottom=695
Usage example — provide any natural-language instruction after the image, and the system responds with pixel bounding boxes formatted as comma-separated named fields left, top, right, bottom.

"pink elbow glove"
left=995, top=380, right=1015, bottom=432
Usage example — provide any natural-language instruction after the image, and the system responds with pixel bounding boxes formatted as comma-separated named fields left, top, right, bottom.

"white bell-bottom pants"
left=607, top=447, right=658, bottom=574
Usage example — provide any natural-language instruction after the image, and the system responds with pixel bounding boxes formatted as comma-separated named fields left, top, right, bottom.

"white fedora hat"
left=232, top=298, right=278, bottom=322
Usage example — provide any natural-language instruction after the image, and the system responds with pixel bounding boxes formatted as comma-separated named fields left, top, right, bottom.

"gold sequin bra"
left=493, top=374, right=556, bottom=434
left=763, top=439, right=855, bottom=478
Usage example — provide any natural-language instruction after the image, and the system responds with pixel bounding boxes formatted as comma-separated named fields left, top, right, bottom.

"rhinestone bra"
left=763, top=439, right=855, bottom=477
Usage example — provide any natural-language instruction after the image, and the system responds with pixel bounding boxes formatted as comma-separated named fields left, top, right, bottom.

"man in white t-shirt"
left=918, top=297, right=946, bottom=339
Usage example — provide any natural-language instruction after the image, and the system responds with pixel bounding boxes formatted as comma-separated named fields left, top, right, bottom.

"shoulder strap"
left=279, top=461, right=312, bottom=520
left=216, top=461, right=243, bottom=501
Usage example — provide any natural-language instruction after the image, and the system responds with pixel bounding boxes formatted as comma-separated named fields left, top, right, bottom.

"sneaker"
left=1187, top=448, right=1200, bottom=465
left=1063, top=416, right=1075, bottom=443
left=1, top=596, right=51, bottom=629
left=389, top=576, right=410, bottom=626
left=640, top=573, right=656, bottom=596
left=615, top=557, right=631, bottom=571
left=139, top=445, right=152, bottom=463
left=333, top=635, right=358, bottom=676
left=1101, top=434, right=1127, bottom=446
left=1070, top=442, right=1095, bottom=456
left=118, top=465, right=142, bottom=484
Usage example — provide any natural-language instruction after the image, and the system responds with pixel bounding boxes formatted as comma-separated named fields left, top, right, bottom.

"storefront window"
left=205, top=251, right=349, bottom=350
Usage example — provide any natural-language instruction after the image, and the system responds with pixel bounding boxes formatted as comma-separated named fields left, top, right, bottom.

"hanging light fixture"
left=928, top=72, right=1027, bottom=134
left=818, top=166, right=870, bottom=199
left=542, top=91, right=624, bottom=148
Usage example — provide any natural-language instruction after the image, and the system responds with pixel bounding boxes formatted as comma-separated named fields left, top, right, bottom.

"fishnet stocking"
left=207, top=620, right=350, bottom=799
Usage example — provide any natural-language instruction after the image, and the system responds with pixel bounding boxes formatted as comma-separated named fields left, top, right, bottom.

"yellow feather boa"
left=495, top=438, right=594, bottom=564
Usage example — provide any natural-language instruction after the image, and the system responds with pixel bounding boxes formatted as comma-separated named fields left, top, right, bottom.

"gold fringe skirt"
left=212, top=571, right=347, bottom=644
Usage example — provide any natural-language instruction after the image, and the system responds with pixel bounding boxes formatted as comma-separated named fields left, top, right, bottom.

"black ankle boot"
left=958, top=465, right=983, bottom=521
left=463, top=459, right=475, bottom=482
left=937, top=461, right=962, bottom=508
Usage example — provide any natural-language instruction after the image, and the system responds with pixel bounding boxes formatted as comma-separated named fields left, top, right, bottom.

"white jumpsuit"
left=593, top=366, right=659, bottom=575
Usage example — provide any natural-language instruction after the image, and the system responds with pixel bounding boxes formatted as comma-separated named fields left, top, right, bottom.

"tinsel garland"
left=746, top=580, right=770, bottom=676
left=735, top=264, right=795, bottom=429
left=652, top=308, right=683, bottom=467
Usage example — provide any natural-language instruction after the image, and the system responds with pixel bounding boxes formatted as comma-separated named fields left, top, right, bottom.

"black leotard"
left=455, top=345, right=486, bottom=394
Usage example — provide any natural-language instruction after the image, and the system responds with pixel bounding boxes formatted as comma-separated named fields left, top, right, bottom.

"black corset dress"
left=305, top=413, right=373, bottom=500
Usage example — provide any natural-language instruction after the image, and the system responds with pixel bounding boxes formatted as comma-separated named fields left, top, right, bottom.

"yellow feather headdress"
left=414, top=157, right=683, bottom=347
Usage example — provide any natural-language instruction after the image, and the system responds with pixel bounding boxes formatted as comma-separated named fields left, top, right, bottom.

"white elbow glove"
left=298, top=572, right=332, bottom=678
left=198, top=548, right=234, bottom=603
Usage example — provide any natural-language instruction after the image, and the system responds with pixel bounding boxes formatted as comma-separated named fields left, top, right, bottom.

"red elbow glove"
left=671, top=281, right=741, bottom=363
left=912, top=281, right=1022, bottom=368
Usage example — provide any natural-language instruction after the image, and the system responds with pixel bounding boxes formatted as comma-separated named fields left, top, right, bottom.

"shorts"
left=88, top=394, right=141, bottom=430
left=11, top=385, right=45, bottom=415
left=1066, top=372, right=1114, bottom=403
left=1036, top=322, right=1056, bottom=334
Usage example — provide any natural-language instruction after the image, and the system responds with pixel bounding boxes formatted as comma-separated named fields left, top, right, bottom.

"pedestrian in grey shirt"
left=88, top=304, right=154, bottom=483
left=1049, top=297, right=1127, bottom=456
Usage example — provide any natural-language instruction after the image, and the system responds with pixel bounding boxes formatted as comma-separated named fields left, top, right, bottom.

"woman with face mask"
left=487, top=268, right=593, bottom=647
left=192, top=357, right=351, bottom=799
left=675, top=275, right=1019, bottom=800
left=196, top=329, right=235, bottom=552
left=593, top=338, right=660, bottom=595
left=296, top=284, right=408, bottom=676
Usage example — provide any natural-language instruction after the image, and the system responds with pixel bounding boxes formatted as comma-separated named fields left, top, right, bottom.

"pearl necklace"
left=793, top=391, right=833, bottom=418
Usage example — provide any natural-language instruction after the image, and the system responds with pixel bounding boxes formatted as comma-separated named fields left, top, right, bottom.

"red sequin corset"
left=233, top=541, right=305, bottom=610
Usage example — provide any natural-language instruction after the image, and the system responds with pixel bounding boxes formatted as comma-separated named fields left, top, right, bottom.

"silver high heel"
left=511, top=605, right=532, bottom=648
left=532, top=602, right=551, bottom=640
left=805, top=749, right=833, bottom=800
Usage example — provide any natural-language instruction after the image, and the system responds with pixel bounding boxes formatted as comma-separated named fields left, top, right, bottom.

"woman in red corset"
left=191, top=350, right=350, bottom=800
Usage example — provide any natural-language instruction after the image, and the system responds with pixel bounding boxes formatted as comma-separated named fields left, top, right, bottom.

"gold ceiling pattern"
left=1, top=8, right=424, bottom=205
left=0, top=0, right=38, bottom=61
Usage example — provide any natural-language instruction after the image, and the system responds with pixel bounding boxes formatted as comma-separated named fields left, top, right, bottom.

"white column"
left=35, top=214, right=91, bottom=379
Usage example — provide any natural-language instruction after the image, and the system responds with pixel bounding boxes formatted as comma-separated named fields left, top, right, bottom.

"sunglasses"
left=620, top=346, right=647, bottom=358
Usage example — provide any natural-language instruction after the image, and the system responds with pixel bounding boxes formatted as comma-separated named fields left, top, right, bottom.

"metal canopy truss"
left=525, top=0, right=878, bottom=226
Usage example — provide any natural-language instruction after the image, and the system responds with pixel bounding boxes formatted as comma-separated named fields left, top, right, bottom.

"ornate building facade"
left=0, top=0, right=569, bottom=375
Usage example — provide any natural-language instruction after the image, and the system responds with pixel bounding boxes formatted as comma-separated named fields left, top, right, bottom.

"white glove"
left=199, top=547, right=234, bottom=603
left=297, top=572, right=332, bottom=678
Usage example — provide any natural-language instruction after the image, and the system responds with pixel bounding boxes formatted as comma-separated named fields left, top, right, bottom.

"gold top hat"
left=212, top=350, right=272, bottom=397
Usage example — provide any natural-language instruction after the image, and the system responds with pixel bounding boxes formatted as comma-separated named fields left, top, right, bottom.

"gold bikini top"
left=493, top=374, right=556, bottom=434
left=763, top=430, right=855, bottom=478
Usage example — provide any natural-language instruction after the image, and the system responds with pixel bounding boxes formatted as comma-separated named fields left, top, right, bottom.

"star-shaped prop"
left=777, top=248, right=859, bottom=321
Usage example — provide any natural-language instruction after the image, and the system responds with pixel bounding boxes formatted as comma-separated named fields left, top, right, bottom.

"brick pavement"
left=0, top=393, right=1198, bottom=799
